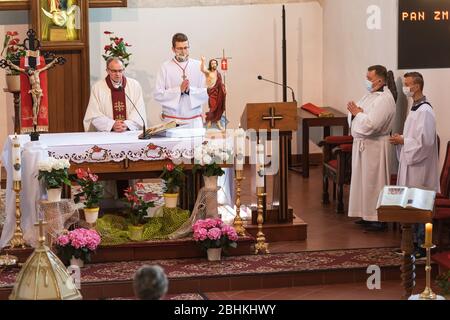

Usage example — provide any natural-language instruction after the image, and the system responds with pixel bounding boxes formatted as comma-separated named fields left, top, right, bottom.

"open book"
left=138, top=120, right=178, bottom=139
left=376, top=186, right=436, bottom=211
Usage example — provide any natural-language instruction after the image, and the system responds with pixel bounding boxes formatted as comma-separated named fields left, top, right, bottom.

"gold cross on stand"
left=262, top=107, right=284, bottom=128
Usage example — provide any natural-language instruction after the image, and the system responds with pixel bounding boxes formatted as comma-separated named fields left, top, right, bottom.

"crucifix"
left=0, top=29, right=65, bottom=140
left=215, top=49, right=232, bottom=84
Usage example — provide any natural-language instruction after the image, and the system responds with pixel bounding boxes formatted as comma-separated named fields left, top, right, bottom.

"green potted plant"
left=160, top=162, right=185, bottom=208
left=37, top=157, right=71, bottom=202
left=123, top=183, right=158, bottom=241
left=72, top=168, right=104, bottom=224
left=1, top=31, right=26, bottom=92
left=55, top=228, right=101, bottom=267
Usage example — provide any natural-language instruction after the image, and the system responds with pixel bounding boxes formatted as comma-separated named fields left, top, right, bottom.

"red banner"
left=20, top=56, right=49, bottom=133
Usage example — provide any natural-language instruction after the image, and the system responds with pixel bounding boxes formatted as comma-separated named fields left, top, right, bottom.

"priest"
left=153, top=33, right=208, bottom=128
left=347, top=65, right=397, bottom=231
left=83, top=57, right=147, bottom=132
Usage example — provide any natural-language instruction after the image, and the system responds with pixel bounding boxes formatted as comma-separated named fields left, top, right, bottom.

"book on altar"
left=139, top=120, right=178, bottom=138
left=139, top=120, right=205, bottom=138
left=376, top=186, right=436, bottom=212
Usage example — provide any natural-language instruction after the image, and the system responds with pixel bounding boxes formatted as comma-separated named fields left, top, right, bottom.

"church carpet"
left=0, top=247, right=430, bottom=300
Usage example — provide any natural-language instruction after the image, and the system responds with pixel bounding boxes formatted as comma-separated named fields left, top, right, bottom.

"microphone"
left=118, top=85, right=149, bottom=140
left=257, top=75, right=296, bottom=102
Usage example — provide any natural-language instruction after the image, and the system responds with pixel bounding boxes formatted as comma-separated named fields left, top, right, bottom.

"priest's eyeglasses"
left=174, top=46, right=189, bottom=51
left=108, top=68, right=124, bottom=73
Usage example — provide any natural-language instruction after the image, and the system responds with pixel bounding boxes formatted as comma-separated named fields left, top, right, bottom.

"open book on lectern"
left=376, top=186, right=436, bottom=212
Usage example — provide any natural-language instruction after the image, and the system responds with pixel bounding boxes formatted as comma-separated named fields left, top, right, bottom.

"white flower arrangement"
left=193, top=141, right=232, bottom=177
left=37, top=157, right=71, bottom=189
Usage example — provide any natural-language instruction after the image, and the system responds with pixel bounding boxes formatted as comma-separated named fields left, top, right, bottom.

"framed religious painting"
left=30, top=0, right=88, bottom=48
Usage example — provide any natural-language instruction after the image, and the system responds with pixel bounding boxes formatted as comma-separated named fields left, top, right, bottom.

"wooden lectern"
left=378, top=208, right=433, bottom=299
left=241, top=102, right=307, bottom=241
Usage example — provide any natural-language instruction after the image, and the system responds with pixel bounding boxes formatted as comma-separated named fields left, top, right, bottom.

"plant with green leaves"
left=160, top=162, right=185, bottom=194
left=102, top=31, right=132, bottom=67
left=37, top=157, right=71, bottom=189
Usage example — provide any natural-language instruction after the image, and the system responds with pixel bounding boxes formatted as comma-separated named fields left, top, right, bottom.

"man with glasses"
left=153, top=33, right=208, bottom=128
left=83, top=57, right=147, bottom=132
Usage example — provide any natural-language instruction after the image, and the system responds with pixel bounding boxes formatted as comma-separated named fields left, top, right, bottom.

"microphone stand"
left=257, top=76, right=296, bottom=103
left=120, top=86, right=150, bottom=140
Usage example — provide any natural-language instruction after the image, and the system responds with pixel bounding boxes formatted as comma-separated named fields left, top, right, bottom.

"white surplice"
left=153, top=58, right=208, bottom=128
left=396, top=101, right=440, bottom=192
left=83, top=77, right=147, bottom=132
left=348, top=87, right=396, bottom=221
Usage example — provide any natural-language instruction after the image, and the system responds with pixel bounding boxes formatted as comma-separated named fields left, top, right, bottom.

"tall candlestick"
left=256, top=143, right=264, bottom=187
left=424, top=223, right=432, bottom=247
left=11, top=135, right=21, bottom=181
left=235, top=128, right=245, bottom=170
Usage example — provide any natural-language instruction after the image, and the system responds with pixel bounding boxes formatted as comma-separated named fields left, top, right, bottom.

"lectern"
left=241, top=102, right=307, bottom=241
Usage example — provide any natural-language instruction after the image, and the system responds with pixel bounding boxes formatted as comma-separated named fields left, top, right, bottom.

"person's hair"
left=368, top=65, right=398, bottom=102
left=208, top=59, right=218, bottom=72
left=404, top=71, right=424, bottom=91
left=106, top=56, right=124, bottom=69
left=172, top=33, right=189, bottom=48
left=133, top=265, right=169, bottom=300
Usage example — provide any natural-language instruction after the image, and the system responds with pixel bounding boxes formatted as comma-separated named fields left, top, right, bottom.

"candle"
left=11, top=135, right=21, bottom=181
left=256, top=143, right=264, bottom=187
left=235, top=128, right=245, bottom=170
left=424, top=223, right=433, bottom=247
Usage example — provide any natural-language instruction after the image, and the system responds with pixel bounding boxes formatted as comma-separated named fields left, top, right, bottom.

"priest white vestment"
left=396, top=101, right=439, bottom=192
left=347, top=87, right=396, bottom=221
left=83, top=77, right=147, bottom=132
left=153, top=58, right=208, bottom=128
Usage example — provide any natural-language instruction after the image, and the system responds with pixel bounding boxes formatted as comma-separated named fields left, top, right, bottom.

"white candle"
left=11, top=135, right=21, bottom=181
left=256, top=143, right=264, bottom=187
left=235, top=128, right=245, bottom=170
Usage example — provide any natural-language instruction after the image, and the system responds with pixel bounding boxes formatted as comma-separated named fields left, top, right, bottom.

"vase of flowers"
left=124, top=183, right=158, bottom=241
left=102, top=31, right=132, bottom=67
left=160, top=162, right=185, bottom=208
left=72, top=168, right=104, bottom=224
left=55, top=228, right=101, bottom=267
left=1, top=31, right=26, bottom=91
left=37, top=157, right=71, bottom=202
left=193, top=141, right=231, bottom=188
left=192, top=218, right=238, bottom=261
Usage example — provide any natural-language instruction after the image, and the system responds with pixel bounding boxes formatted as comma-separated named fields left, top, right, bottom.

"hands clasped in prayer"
left=389, top=133, right=404, bottom=145
left=180, top=78, right=190, bottom=94
left=347, top=101, right=363, bottom=116
left=112, top=120, right=128, bottom=132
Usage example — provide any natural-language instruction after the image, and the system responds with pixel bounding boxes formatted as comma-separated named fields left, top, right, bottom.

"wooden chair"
left=320, top=135, right=353, bottom=213
left=434, top=141, right=450, bottom=250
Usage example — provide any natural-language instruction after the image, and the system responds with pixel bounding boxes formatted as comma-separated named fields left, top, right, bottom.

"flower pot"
left=203, top=175, right=218, bottom=190
left=129, top=225, right=144, bottom=241
left=84, top=207, right=99, bottom=224
left=46, top=187, right=62, bottom=202
left=70, top=256, right=84, bottom=268
left=207, top=248, right=222, bottom=261
left=163, top=193, right=178, bottom=208
left=5, top=74, right=20, bottom=93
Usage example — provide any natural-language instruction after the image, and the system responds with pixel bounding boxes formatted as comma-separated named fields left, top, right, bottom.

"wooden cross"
left=262, top=107, right=284, bottom=128
left=34, top=218, right=48, bottom=245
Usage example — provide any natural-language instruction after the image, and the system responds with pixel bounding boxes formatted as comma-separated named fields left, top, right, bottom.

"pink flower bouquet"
left=55, top=228, right=101, bottom=264
left=192, top=218, right=238, bottom=251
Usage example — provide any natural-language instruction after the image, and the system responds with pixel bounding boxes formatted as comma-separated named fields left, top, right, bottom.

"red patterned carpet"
left=0, top=247, right=407, bottom=288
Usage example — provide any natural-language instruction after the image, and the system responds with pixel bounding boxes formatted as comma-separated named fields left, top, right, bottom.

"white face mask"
left=402, top=86, right=414, bottom=97
left=365, top=79, right=373, bottom=92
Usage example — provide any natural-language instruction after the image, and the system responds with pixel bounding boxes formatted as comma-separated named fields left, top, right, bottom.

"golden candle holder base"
left=9, top=180, right=26, bottom=249
left=255, top=187, right=269, bottom=254
left=233, top=169, right=246, bottom=236
left=418, top=244, right=442, bottom=300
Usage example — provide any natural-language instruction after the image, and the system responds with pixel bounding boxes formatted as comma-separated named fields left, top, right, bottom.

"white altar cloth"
left=0, top=131, right=233, bottom=248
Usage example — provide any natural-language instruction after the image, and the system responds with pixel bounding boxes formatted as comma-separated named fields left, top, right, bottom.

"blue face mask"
left=365, top=79, right=373, bottom=92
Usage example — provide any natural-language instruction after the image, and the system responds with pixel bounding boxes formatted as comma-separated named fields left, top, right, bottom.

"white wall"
left=88, top=2, right=323, bottom=153
left=323, top=0, right=450, bottom=169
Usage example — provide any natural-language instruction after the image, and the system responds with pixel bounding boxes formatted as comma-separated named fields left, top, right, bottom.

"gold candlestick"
left=419, top=243, right=438, bottom=300
left=9, top=180, right=26, bottom=248
left=254, top=186, right=269, bottom=254
left=233, top=169, right=246, bottom=236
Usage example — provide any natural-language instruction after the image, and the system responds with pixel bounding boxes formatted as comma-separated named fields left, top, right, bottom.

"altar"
left=0, top=130, right=234, bottom=248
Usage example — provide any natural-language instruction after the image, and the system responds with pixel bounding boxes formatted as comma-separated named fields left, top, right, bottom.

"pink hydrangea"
left=221, top=225, right=238, bottom=241
left=193, top=228, right=208, bottom=241
left=207, top=227, right=222, bottom=240
left=56, top=234, right=69, bottom=246
left=192, top=218, right=239, bottom=249
left=58, top=228, right=101, bottom=251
